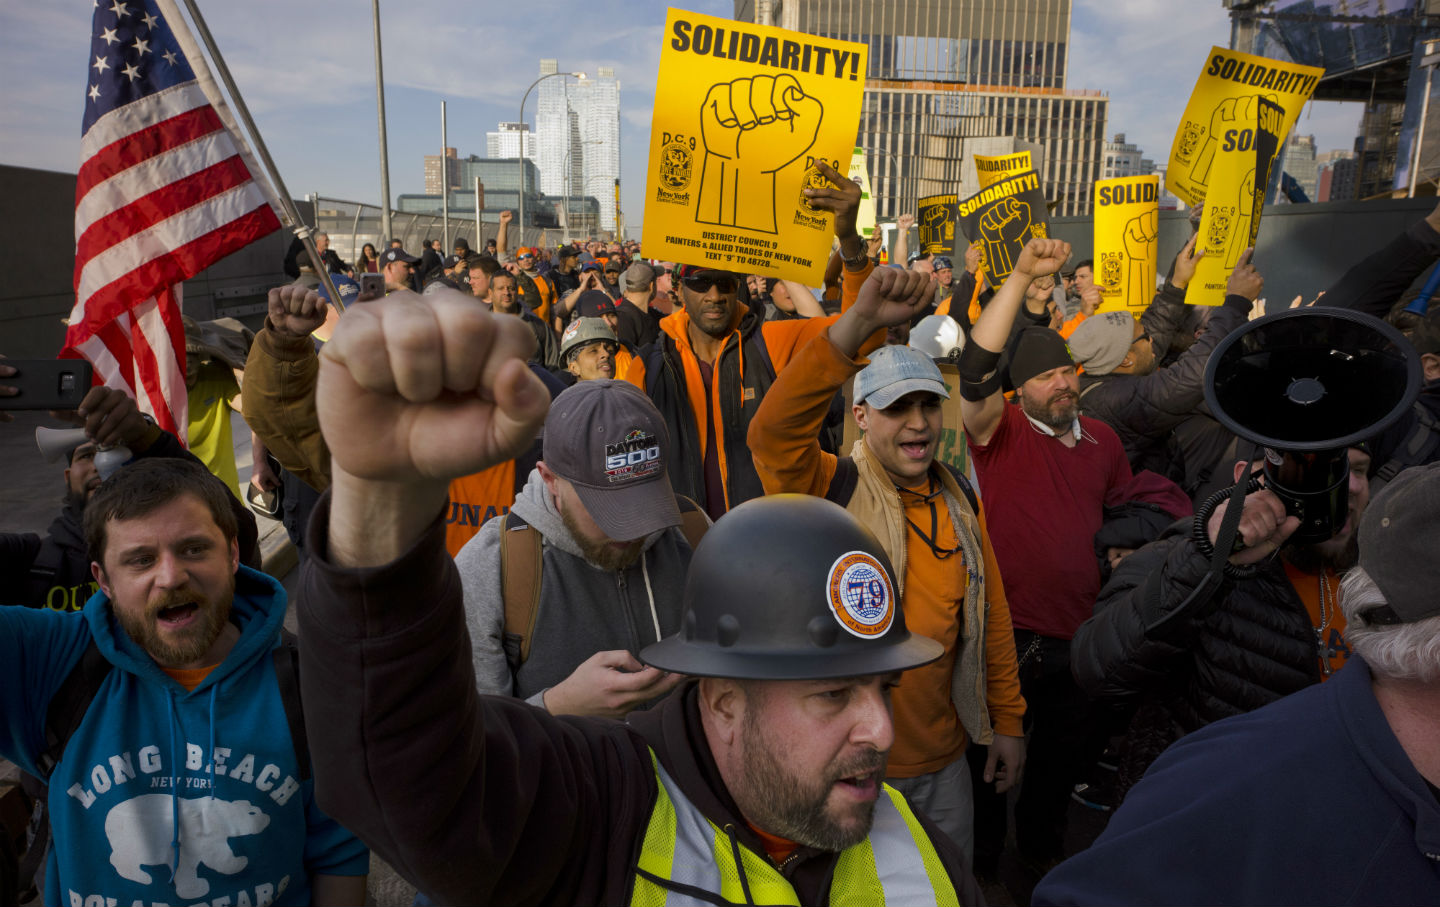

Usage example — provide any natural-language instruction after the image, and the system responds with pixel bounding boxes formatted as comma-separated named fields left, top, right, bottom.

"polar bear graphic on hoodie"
left=105, top=794, right=271, bottom=898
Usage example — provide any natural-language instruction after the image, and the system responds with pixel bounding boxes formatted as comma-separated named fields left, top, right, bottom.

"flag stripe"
left=79, top=81, right=209, bottom=163
left=71, top=202, right=277, bottom=342
left=75, top=104, right=223, bottom=203
left=76, top=129, right=239, bottom=238
left=129, top=294, right=186, bottom=437
left=77, top=155, right=254, bottom=277
left=73, top=182, right=276, bottom=328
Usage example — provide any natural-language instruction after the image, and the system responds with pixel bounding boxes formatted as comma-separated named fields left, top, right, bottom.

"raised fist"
left=701, top=75, right=822, bottom=173
left=1013, top=237, right=1072, bottom=282
left=978, top=198, right=1033, bottom=276
left=267, top=285, right=329, bottom=339
left=897, top=212, right=915, bottom=231
left=316, top=288, right=549, bottom=485
left=498, top=210, right=514, bottom=225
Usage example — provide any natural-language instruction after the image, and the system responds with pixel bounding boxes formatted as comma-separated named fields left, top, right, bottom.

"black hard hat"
left=640, top=495, right=943, bottom=680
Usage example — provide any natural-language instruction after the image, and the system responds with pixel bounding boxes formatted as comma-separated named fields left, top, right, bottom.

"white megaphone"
left=35, top=427, right=131, bottom=480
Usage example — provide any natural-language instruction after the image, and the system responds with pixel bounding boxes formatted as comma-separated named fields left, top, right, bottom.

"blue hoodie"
left=0, top=565, right=368, bottom=906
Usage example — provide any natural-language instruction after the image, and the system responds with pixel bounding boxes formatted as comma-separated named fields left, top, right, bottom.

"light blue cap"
left=853, top=344, right=950, bottom=409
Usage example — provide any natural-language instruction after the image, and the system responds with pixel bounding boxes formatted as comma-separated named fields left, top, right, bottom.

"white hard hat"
left=909, top=314, right=964, bottom=361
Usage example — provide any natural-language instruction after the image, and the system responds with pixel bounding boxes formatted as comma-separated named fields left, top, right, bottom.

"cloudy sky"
left=1, top=1, right=1361, bottom=242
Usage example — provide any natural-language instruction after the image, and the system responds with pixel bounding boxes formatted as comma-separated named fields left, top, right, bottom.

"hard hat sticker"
left=827, top=551, right=895, bottom=639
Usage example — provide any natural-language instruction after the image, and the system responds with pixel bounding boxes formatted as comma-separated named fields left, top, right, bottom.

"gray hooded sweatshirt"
left=456, top=468, right=697, bottom=708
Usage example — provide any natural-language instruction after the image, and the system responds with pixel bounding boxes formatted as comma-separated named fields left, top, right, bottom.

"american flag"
left=66, top=0, right=282, bottom=438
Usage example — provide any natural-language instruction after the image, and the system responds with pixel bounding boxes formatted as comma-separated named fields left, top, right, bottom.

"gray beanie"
left=1069, top=311, right=1138, bottom=375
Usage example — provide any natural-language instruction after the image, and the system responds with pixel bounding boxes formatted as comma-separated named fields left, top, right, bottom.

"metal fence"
left=309, top=195, right=553, bottom=267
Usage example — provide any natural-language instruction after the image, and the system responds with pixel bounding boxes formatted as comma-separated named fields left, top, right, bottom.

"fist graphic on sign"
left=977, top=197, right=1032, bottom=278
left=696, top=74, right=824, bottom=234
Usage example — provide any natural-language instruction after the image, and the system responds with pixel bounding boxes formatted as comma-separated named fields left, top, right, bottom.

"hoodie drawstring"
left=641, top=549, right=661, bottom=642
left=724, top=824, right=757, bottom=906
left=207, top=685, right=218, bottom=799
left=165, top=690, right=181, bottom=884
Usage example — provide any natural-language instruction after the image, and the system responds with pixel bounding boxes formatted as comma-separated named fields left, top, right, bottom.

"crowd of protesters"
left=3, top=157, right=1440, bottom=907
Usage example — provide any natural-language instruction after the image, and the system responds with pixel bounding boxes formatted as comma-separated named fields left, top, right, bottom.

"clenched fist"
left=268, top=285, right=330, bottom=339
left=1012, top=237, right=1072, bottom=282
left=701, top=75, right=822, bottom=173
left=317, top=288, right=549, bottom=486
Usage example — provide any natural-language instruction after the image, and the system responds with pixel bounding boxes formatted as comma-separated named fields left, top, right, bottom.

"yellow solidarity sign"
left=644, top=8, right=867, bottom=284
left=1167, top=46, right=1322, bottom=207
left=848, top=146, right=877, bottom=238
left=974, top=151, right=1033, bottom=190
left=1093, top=176, right=1159, bottom=314
left=1187, top=96, right=1286, bottom=306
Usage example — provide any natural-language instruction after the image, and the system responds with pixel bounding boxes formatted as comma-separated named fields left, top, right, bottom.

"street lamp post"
left=518, top=70, right=585, bottom=235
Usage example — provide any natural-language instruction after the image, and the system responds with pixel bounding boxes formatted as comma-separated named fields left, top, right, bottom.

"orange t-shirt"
left=444, top=460, right=519, bottom=556
left=162, top=663, right=221, bottom=692
left=887, top=482, right=969, bottom=777
left=748, top=823, right=799, bottom=866
left=1283, top=561, right=1349, bottom=678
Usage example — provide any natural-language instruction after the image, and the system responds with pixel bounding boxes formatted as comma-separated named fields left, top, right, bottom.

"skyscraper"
left=734, top=0, right=1109, bottom=216
left=487, top=123, right=539, bottom=165
left=536, top=61, right=623, bottom=234
left=424, top=146, right=460, bottom=196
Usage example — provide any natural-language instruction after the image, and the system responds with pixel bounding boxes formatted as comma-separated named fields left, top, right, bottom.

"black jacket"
left=1078, top=286, right=1251, bottom=478
left=639, top=306, right=775, bottom=516
left=1072, top=525, right=1320, bottom=742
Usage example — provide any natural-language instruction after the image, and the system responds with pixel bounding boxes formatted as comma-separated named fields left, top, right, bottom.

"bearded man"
left=454, top=380, right=699, bottom=718
left=0, top=458, right=368, bottom=904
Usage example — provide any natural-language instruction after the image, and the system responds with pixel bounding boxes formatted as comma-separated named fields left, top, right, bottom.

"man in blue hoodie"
left=0, top=458, right=368, bottom=905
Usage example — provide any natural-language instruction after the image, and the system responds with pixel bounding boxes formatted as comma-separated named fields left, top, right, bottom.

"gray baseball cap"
left=853, top=344, right=951, bottom=410
left=1357, top=461, right=1440, bottom=623
left=560, top=316, right=618, bottom=362
left=541, top=380, right=681, bottom=540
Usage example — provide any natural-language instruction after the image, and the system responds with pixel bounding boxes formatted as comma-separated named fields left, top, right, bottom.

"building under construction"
left=1227, top=0, right=1440, bottom=199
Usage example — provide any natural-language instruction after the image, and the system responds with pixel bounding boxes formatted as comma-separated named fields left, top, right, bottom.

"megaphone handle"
left=1152, top=443, right=1265, bottom=636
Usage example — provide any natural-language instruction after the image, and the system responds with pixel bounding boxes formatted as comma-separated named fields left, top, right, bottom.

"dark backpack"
left=1369, top=402, right=1440, bottom=495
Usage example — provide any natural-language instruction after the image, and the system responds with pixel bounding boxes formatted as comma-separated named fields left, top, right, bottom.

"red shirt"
left=968, top=403, right=1132, bottom=639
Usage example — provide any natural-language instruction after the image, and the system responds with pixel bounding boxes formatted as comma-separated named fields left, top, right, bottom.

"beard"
left=116, top=576, right=235, bottom=669
left=1285, top=527, right=1360, bottom=573
left=1020, top=386, right=1079, bottom=432
left=733, top=701, right=885, bottom=852
left=559, top=505, right=645, bottom=572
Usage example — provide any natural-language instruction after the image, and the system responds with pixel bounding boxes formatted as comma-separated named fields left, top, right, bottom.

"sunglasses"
left=1133, top=331, right=1152, bottom=346
left=682, top=274, right=738, bottom=294
left=518, top=254, right=534, bottom=260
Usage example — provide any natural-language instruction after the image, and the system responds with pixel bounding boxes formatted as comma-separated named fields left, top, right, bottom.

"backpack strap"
left=825, top=458, right=861, bottom=507
left=271, top=628, right=310, bottom=782
left=938, top=462, right=981, bottom=515
left=38, top=641, right=112, bottom=781
left=500, top=511, right=544, bottom=674
left=674, top=496, right=711, bottom=551
left=1370, top=403, right=1440, bottom=494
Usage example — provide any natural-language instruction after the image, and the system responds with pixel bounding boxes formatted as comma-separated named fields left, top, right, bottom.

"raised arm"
left=241, top=286, right=333, bottom=491
left=495, top=209, right=513, bottom=262
left=748, top=268, right=931, bottom=496
left=958, top=238, right=1071, bottom=446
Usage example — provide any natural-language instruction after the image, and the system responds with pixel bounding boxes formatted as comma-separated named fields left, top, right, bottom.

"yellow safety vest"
left=631, top=755, right=961, bottom=907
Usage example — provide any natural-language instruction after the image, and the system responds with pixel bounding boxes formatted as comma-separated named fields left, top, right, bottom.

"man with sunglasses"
left=509, top=247, right=556, bottom=326
left=622, top=161, right=875, bottom=520
left=748, top=266, right=1026, bottom=862
left=1067, top=241, right=1260, bottom=476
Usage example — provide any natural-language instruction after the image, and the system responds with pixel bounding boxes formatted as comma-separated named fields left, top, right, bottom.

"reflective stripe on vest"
left=632, top=755, right=960, bottom=906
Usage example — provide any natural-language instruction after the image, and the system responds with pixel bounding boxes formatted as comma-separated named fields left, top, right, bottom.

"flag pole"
left=173, top=0, right=345, bottom=310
